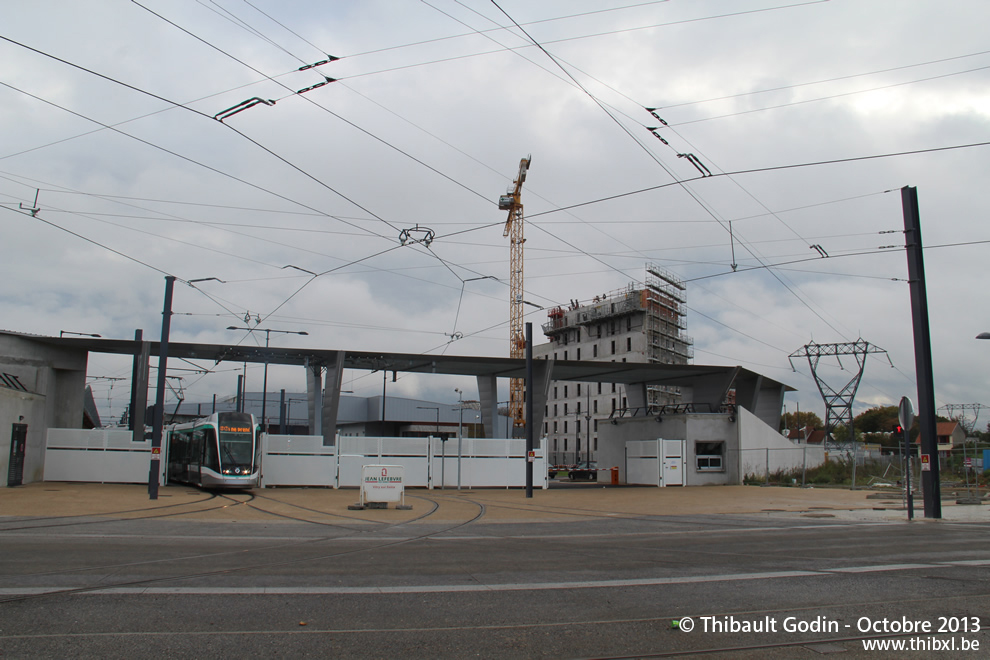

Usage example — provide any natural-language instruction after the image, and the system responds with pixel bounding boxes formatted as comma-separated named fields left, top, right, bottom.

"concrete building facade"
left=0, top=332, right=88, bottom=485
left=537, top=264, right=694, bottom=465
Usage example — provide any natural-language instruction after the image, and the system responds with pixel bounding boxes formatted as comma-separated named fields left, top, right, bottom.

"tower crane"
left=499, top=155, right=532, bottom=430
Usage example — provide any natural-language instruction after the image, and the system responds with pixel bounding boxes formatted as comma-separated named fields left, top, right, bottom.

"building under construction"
left=536, top=264, right=693, bottom=465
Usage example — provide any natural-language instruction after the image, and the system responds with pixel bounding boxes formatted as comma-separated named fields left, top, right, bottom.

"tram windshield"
left=217, top=413, right=255, bottom=467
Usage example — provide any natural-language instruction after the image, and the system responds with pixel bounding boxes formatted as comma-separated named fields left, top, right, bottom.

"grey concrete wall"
left=683, top=415, right=738, bottom=486
left=0, top=388, right=47, bottom=484
left=0, top=334, right=88, bottom=485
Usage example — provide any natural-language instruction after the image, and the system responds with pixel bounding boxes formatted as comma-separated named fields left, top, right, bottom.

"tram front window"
left=218, top=419, right=255, bottom=473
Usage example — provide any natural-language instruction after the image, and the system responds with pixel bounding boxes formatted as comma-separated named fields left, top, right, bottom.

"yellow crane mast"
left=499, top=155, right=532, bottom=429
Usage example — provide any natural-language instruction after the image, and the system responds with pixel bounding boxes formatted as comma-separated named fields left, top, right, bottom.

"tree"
left=780, top=410, right=823, bottom=432
left=853, top=405, right=899, bottom=434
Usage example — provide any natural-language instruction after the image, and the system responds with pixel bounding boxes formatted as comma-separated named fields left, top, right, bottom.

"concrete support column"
left=476, top=374, right=498, bottom=438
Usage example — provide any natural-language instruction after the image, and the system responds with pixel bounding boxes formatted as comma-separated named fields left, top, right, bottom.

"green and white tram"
left=166, top=411, right=261, bottom=489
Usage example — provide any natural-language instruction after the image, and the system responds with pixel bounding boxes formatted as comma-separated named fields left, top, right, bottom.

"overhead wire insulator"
left=645, top=127, right=669, bottom=145
left=645, top=108, right=668, bottom=125
left=297, top=56, right=339, bottom=71
left=297, top=78, right=336, bottom=95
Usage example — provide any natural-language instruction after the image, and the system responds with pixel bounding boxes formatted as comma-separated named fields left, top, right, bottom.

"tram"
left=166, top=411, right=261, bottom=489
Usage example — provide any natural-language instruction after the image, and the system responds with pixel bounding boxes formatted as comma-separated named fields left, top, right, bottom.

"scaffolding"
left=645, top=263, right=691, bottom=408
left=541, top=264, right=693, bottom=410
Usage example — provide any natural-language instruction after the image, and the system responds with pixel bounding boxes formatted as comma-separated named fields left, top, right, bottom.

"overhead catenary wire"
left=488, top=0, right=852, bottom=340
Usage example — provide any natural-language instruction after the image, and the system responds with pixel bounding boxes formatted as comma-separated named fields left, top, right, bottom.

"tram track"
left=0, top=491, right=226, bottom=532
left=0, top=493, right=483, bottom=605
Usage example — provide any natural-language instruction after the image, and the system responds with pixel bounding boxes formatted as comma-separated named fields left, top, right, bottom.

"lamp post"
left=227, top=326, right=308, bottom=433
left=59, top=330, right=101, bottom=338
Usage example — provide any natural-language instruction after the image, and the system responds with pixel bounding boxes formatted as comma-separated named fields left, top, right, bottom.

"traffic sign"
left=898, top=396, right=915, bottom=431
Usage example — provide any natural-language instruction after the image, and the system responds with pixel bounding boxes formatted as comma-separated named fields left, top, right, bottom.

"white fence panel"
left=261, top=435, right=335, bottom=487
left=44, top=430, right=548, bottom=490
left=429, top=438, right=546, bottom=489
left=626, top=440, right=660, bottom=486
left=45, top=429, right=161, bottom=484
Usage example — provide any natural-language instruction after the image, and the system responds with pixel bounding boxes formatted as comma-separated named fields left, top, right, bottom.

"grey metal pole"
left=901, top=186, right=941, bottom=518
left=149, top=275, right=175, bottom=500
left=525, top=322, right=534, bottom=498
left=261, top=330, right=270, bottom=434
left=457, top=394, right=463, bottom=490
left=129, top=329, right=143, bottom=432
left=903, top=426, right=914, bottom=520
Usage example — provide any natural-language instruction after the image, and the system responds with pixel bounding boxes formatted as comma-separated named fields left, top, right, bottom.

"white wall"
left=736, top=407, right=825, bottom=480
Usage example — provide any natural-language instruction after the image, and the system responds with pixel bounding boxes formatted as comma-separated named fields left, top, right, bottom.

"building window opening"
left=696, top=441, right=725, bottom=472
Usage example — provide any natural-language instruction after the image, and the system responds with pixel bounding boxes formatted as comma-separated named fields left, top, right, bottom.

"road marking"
left=2, top=560, right=985, bottom=596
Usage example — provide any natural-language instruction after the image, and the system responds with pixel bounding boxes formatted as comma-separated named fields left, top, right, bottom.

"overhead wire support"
left=398, top=224, right=436, bottom=247
left=500, top=155, right=532, bottom=429
left=677, top=153, right=712, bottom=177
left=214, top=97, right=276, bottom=122
left=19, top=188, right=41, bottom=216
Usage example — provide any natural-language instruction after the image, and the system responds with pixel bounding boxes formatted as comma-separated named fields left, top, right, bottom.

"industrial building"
left=537, top=264, right=694, bottom=465
left=165, top=393, right=488, bottom=440
left=2, top=327, right=812, bottom=489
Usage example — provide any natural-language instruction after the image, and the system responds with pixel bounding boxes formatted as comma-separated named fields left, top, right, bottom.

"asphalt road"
left=1, top=489, right=989, bottom=659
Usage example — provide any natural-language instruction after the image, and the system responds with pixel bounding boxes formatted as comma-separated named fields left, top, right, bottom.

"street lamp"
left=977, top=332, right=990, bottom=339
left=227, top=326, right=309, bottom=432
left=59, top=331, right=101, bottom=338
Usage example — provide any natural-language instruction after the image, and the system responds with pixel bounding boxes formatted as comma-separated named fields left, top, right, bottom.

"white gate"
left=661, top=439, right=684, bottom=486
left=626, top=439, right=685, bottom=487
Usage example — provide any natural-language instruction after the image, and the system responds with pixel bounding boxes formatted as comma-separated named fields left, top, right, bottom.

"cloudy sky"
left=1, top=0, right=988, bottom=428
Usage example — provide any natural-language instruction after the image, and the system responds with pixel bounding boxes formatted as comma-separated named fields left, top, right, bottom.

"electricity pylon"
left=789, top=339, right=892, bottom=488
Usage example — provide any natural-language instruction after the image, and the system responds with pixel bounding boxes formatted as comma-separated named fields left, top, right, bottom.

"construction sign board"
left=360, top=465, right=406, bottom=506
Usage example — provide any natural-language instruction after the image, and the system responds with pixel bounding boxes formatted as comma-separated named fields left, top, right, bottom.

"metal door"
left=662, top=439, right=683, bottom=486
left=7, top=423, right=27, bottom=487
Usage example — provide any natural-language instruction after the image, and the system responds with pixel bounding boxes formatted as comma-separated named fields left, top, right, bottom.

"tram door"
left=7, top=423, right=27, bottom=487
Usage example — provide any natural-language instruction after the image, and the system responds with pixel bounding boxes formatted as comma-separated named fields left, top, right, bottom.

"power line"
left=527, top=140, right=990, bottom=219
left=1, top=205, right=171, bottom=276
left=658, top=48, right=990, bottom=111
left=671, top=63, right=990, bottom=127
left=490, top=0, right=851, bottom=340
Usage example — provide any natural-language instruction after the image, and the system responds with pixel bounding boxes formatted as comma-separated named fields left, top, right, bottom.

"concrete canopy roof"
left=24, top=332, right=795, bottom=392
